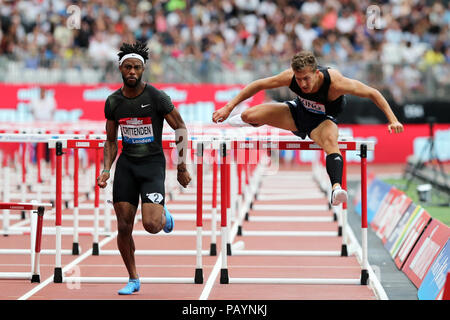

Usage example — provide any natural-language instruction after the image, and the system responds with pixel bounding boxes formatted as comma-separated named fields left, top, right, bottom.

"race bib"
left=298, top=97, right=326, bottom=115
left=119, top=117, right=154, bottom=144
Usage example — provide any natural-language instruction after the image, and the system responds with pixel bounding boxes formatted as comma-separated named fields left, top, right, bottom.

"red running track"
left=0, top=165, right=377, bottom=300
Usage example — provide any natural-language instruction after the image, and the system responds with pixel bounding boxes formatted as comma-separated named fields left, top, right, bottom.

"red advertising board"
left=370, top=187, right=404, bottom=232
left=402, top=219, right=450, bottom=288
left=0, top=83, right=449, bottom=163
left=376, top=193, right=412, bottom=244
left=0, top=83, right=265, bottom=122
left=338, top=123, right=450, bottom=163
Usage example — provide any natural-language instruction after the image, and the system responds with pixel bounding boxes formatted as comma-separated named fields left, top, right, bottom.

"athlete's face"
left=120, top=58, right=144, bottom=88
left=293, top=67, right=320, bottom=93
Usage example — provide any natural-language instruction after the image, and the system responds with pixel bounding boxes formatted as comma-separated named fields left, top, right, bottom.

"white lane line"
left=199, top=254, right=222, bottom=300
left=199, top=211, right=241, bottom=300
left=346, top=224, right=389, bottom=300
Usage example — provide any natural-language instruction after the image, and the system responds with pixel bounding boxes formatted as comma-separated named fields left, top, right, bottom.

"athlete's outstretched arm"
left=329, top=70, right=404, bottom=134
left=97, top=119, right=118, bottom=188
left=212, top=69, right=293, bottom=123
left=165, top=108, right=192, bottom=188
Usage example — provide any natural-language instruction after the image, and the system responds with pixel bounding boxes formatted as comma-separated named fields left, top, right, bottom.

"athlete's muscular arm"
left=97, top=119, right=118, bottom=188
left=212, top=69, right=293, bottom=123
left=165, top=108, right=192, bottom=188
left=329, top=69, right=404, bottom=134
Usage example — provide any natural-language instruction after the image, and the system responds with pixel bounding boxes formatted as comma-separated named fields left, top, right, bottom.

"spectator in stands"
left=336, top=8, right=356, bottom=35
left=422, top=41, right=446, bottom=68
left=301, top=0, right=322, bottom=17
left=401, top=40, right=426, bottom=65
left=295, top=16, right=319, bottom=51
left=320, top=5, right=338, bottom=31
left=0, top=0, right=447, bottom=100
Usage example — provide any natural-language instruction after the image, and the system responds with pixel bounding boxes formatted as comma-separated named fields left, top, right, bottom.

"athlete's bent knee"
left=322, top=135, right=338, bottom=152
left=143, top=220, right=161, bottom=234
left=241, top=109, right=257, bottom=125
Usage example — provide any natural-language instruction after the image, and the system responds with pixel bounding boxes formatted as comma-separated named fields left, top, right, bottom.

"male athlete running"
left=97, top=42, right=191, bottom=295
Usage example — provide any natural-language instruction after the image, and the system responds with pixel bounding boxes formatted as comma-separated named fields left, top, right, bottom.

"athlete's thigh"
left=140, top=202, right=164, bottom=228
left=309, top=119, right=339, bottom=153
left=136, top=161, right=166, bottom=206
left=244, top=103, right=298, bottom=131
left=134, top=160, right=166, bottom=225
left=137, top=162, right=166, bottom=228
left=113, top=155, right=140, bottom=207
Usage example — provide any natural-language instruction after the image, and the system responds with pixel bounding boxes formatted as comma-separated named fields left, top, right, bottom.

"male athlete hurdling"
left=97, top=42, right=192, bottom=295
left=212, top=51, right=404, bottom=206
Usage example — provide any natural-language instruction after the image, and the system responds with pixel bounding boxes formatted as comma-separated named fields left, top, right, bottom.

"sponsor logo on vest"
left=298, top=96, right=326, bottom=114
left=119, top=117, right=154, bottom=144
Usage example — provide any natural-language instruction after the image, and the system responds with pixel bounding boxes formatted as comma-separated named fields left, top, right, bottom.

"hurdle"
left=220, top=138, right=375, bottom=285
left=48, top=137, right=108, bottom=281
left=232, top=138, right=360, bottom=245
left=0, top=133, right=86, bottom=236
left=0, top=202, right=52, bottom=283
left=50, top=137, right=210, bottom=284
left=0, top=132, right=97, bottom=242
left=52, top=134, right=260, bottom=285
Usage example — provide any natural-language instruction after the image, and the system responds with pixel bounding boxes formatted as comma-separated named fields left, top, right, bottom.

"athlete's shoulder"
left=144, top=83, right=162, bottom=94
left=263, top=68, right=292, bottom=88
left=106, top=88, right=123, bottom=103
left=327, top=68, right=343, bottom=78
left=279, top=68, right=294, bottom=79
left=327, top=68, right=347, bottom=84
left=109, top=87, right=122, bottom=97
left=327, top=68, right=356, bottom=97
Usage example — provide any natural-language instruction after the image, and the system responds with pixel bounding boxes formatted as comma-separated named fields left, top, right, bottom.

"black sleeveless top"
left=104, top=84, right=174, bottom=160
left=288, top=66, right=345, bottom=117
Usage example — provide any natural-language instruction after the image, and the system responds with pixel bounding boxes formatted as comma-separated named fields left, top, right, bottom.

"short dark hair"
left=118, top=41, right=150, bottom=63
left=291, top=51, right=318, bottom=72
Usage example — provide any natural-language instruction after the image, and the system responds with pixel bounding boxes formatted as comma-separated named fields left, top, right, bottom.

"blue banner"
left=418, top=240, right=450, bottom=300
left=355, top=178, right=392, bottom=223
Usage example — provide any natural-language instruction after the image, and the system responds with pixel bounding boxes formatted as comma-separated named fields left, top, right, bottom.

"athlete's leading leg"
left=309, top=120, right=347, bottom=205
left=229, top=103, right=298, bottom=131
left=139, top=159, right=173, bottom=234
left=114, top=201, right=141, bottom=295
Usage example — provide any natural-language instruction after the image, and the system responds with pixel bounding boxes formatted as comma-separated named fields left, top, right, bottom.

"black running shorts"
left=286, top=97, right=338, bottom=139
left=113, top=154, right=166, bottom=207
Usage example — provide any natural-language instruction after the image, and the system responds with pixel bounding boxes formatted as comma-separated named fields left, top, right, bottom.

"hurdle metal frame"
left=229, top=138, right=350, bottom=256
left=0, top=202, right=52, bottom=283
left=0, top=133, right=86, bottom=235
left=48, top=138, right=212, bottom=284
left=219, top=138, right=375, bottom=285
left=0, top=133, right=101, bottom=257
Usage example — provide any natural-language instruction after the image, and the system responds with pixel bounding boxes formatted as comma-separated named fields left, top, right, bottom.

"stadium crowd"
left=0, top=0, right=449, bottom=101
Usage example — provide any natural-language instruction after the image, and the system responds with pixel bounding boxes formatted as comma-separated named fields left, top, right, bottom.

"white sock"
left=227, top=114, right=253, bottom=127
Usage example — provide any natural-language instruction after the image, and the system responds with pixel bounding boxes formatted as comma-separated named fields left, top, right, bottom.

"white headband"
left=119, top=53, right=145, bottom=66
